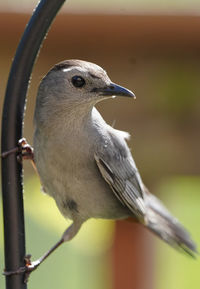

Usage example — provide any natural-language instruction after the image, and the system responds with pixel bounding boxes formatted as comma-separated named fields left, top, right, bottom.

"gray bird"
left=33, top=59, right=196, bottom=270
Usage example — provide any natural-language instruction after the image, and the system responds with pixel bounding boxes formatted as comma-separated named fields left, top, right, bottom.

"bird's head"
left=38, top=59, right=135, bottom=106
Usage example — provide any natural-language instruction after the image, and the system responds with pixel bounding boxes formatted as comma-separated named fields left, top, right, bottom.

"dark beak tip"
left=95, top=83, right=136, bottom=99
left=128, top=90, right=136, bottom=99
left=112, top=83, right=135, bottom=99
left=123, top=89, right=136, bottom=99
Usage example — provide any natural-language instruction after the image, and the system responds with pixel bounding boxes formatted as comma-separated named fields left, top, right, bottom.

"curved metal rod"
left=1, top=0, right=66, bottom=288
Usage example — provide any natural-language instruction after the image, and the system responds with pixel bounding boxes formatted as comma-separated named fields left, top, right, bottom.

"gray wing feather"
left=93, top=121, right=197, bottom=256
left=94, top=129, right=146, bottom=221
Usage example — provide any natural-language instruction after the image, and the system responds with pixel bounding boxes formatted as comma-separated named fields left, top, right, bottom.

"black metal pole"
left=1, top=1, right=66, bottom=288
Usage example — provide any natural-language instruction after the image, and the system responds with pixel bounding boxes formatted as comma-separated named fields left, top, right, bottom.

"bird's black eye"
left=71, top=76, right=85, bottom=88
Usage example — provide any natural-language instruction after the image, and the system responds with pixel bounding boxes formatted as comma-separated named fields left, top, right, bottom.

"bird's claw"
left=17, top=138, right=34, bottom=163
left=3, top=254, right=40, bottom=283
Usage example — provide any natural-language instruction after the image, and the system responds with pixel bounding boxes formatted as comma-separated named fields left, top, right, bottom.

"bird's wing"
left=94, top=129, right=146, bottom=221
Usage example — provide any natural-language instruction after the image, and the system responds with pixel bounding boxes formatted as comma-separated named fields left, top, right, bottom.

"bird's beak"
left=93, top=83, right=136, bottom=99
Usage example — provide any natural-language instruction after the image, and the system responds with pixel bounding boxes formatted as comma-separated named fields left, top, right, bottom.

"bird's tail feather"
left=145, top=193, right=197, bottom=257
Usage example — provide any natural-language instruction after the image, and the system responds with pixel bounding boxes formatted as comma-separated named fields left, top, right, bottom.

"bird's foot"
left=1, top=137, right=34, bottom=163
left=17, top=138, right=34, bottom=163
left=3, top=254, right=40, bottom=283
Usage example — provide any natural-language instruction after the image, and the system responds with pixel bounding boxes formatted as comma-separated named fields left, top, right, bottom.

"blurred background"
left=0, top=1, right=200, bottom=289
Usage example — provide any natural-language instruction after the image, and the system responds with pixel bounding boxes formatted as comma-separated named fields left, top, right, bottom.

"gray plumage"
left=34, top=59, right=197, bottom=256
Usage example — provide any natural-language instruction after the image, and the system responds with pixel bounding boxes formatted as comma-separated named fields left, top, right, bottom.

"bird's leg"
left=4, top=238, right=64, bottom=283
left=3, top=222, right=82, bottom=283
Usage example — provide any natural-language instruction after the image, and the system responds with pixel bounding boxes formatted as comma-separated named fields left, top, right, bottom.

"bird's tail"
left=144, top=193, right=197, bottom=257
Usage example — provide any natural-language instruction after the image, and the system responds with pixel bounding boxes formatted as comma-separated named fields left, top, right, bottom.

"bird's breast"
left=34, top=129, right=130, bottom=221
